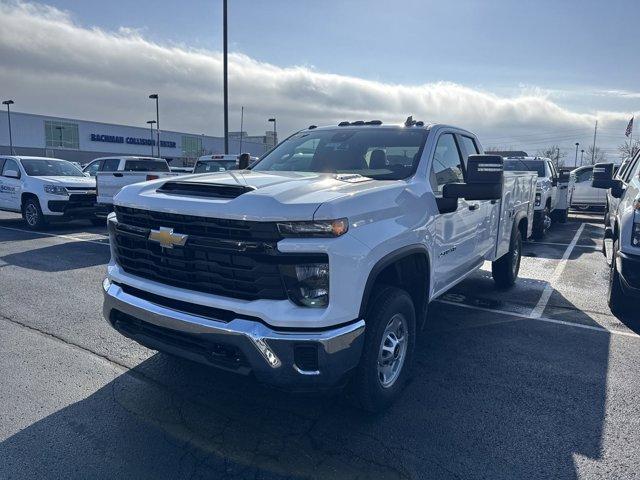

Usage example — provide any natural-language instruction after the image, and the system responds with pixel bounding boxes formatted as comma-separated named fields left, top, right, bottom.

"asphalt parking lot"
left=0, top=210, right=638, bottom=480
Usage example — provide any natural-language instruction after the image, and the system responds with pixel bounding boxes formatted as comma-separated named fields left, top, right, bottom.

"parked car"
left=603, top=156, right=634, bottom=230
left=102, top=120, right=537, bottom=411
left=592, top=155, right=640, bottom=315
left=86, top=156, right=175, bottom=215
left=504, top=156, right=569, bottom=238
left=569, top=166, right=606, bottom=209
left=0, top=156, right=98, bottom=229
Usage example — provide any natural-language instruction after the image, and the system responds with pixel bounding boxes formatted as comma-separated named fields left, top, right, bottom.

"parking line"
left=0, top=225, right=109, bottom=246
left=529, top=223, right=585, bottom=318
left=526, top=241, right=599, bottom=250
left=437, top=299, right=639, bottom=339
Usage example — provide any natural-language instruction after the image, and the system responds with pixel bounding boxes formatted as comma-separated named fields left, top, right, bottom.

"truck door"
left=96, top=158, right=123, bottom=204
left=430, top=133, right=484, bottom=293
left=571, top=168, right=592, bottom=205
left=0, top=159, right=22, bottom=211
left=457, top=134, right=495, bottom=258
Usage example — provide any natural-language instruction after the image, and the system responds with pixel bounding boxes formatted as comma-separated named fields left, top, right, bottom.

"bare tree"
left=617, top=139, right=640, bottom=163
left=584, top=145, right=607, bottom=165
left=535, top=145, right=566, bottom=168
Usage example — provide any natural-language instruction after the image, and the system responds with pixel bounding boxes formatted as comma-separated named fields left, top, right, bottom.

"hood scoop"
left=157, top=181, right=255, bottom=199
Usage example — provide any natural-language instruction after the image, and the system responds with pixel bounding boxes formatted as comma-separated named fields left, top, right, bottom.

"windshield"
left=194, top=160, right=237, bottom=173
left=20, top=159, right=85, bottom=177
left=251, top=128, right=429, bottom=180
left=504, top=159, right=545, bottom=177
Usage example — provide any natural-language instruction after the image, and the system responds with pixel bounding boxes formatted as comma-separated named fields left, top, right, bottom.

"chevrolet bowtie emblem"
left=148, top=227, right=188, bottom=249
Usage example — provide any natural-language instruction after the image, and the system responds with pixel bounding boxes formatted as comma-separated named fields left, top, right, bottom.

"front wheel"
left=533, top=207, right=550, bottom=239
left=22, top=197, right=48, bottom=230
left=492, top=226, right=522, bottom=288
left=352, top=286, right=416, bottom=413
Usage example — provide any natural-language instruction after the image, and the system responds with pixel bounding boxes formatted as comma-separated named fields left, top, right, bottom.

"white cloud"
left=0, top=1, right=635, bottom=156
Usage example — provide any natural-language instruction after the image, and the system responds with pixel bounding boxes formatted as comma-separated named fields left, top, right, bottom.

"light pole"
left=574, top=142, right=579, bottom=167
left=222, top=0, right=229, bottom=154
left=268, top=117, right=277, bottom=149
left=146, top=120, right=156, bottom=156
left=149, top=94, right=160, bottom=157
left=580, top=149, right=584, bottom=165
left=2, top=100, right=14, bottom=155
left=239, top=106, right=244, bottom=154
left=55, top=125, right=64, bottom=148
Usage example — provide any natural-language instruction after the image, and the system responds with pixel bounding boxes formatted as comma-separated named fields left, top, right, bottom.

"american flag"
left=625, top=116, right=634, bottom=137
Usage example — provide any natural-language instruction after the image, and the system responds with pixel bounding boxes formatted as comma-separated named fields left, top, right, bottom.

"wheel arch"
left=359, top=245, right=431, bottom=329
left=514, top=211, right=528, bottom=240
left=21, top=191, right=39, bottom=209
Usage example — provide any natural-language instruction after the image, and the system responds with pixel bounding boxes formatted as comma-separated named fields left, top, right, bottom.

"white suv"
left=0, top=156, right=97, bottom=229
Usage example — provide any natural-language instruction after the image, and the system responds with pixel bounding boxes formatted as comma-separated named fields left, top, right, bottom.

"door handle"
left=113, top=173, right=123, bottom=177
left=468, top=204, right=480, bottom=211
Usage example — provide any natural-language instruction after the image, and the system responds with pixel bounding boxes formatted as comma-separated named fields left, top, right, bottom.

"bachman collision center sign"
left=90, top=133, right=176, bottom=148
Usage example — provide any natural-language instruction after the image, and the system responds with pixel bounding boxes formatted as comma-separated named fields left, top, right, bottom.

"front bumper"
left=103, top=279, right=365, bottom=389
left=617, top=250, right=640, bottom=296
left=45, top=193, right=97, bottom=218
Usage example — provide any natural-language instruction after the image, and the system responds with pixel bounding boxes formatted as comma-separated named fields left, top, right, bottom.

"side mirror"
left=551, top=178, right=558, bottom=187
left=592, top=162, right=624, bottom=198
left=3, top=169, right=20, bottom=179
left=443, top=155, right=503, bottom=201
left=238, top=153, right=251, bottom=170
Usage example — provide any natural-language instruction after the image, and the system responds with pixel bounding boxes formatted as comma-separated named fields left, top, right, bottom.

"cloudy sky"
left=1, top=0, right=638, bottom=163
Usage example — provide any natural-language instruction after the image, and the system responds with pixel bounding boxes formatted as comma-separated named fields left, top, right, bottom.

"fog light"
left=535, top=193, right=541, bottom=207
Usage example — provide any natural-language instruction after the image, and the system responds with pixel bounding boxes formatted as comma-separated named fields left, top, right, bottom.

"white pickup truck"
left=0, top=155, right=98, bottom=229
left=503, top=156, right=570, bottom=238
left=102, top=121, right=536, bottom=411
left=592, top=156, right=640, bottom=315
left=85, top=156, right=175, bottom=214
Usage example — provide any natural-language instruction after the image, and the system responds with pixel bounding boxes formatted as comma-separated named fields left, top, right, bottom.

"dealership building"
left=0, top=111, right=275, bottom=166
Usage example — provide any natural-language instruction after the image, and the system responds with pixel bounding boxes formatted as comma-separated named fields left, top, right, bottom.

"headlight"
left=632, top=222, right=640, bottom=247
left=282, top=263, right=329, bottom=307
left=44, top=184, right=68, bottom=196
left=277, top=219, right=348, bottom=237
left=535, top=193, right=541, bottom=207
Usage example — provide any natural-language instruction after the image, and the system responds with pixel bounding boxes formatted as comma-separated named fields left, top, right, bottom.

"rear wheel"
left=608, top=240, right=632, bottom=317
left=352, top=286, right=416, bottom=412
left=492, top=225, right=522, bottom=288
left=22, top=197, right=48, bottom=230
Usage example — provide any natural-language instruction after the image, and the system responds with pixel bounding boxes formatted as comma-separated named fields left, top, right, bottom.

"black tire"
left=533, top=206, right=549, bottom=239
left=352, top=286, right=416, bottom=413
left=22, top=196, right=48, bottom=230
left=608, top=240, right=632, bottom=317
left=492, top=225, right=522, bottom=288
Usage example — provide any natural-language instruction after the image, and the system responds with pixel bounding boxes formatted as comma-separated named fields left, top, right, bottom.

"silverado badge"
left=148, top=227, right=188, bottom=249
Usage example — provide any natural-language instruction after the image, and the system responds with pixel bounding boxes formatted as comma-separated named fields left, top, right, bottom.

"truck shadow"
left=0, top=292, right=610, bottom=479
left=1, top=240, right=110, bottom=271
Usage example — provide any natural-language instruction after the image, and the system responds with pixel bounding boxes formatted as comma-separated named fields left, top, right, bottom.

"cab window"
left=2, top=159, right=20, bottom=177
left=101, top=158, right=120, bottom=172
left=623, top=154, right=640, bottom=183
left=459, top=135, right=479, bottom=160
left=430, top=133, right=464, bottom=195
left=574, top=168, right=592, bottom=183
left=84, top=160, right=101, bottom=176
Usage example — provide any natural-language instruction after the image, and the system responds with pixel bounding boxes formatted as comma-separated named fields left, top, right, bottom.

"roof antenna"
left=404, top=115, right=415, bottom=127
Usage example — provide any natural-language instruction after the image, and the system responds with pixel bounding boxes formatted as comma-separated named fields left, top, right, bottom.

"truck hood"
left=114, top=170, right=396, bottom=221
left=33, top=176, right=96, bottom=188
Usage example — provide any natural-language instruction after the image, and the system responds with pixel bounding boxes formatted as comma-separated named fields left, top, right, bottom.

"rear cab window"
left=123, top=159, right=169, bottom=172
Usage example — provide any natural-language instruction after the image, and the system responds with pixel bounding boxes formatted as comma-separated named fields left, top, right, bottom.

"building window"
left=181, top=135, right=203, bottom=158
left=45, top=120, right=79, bottom=149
